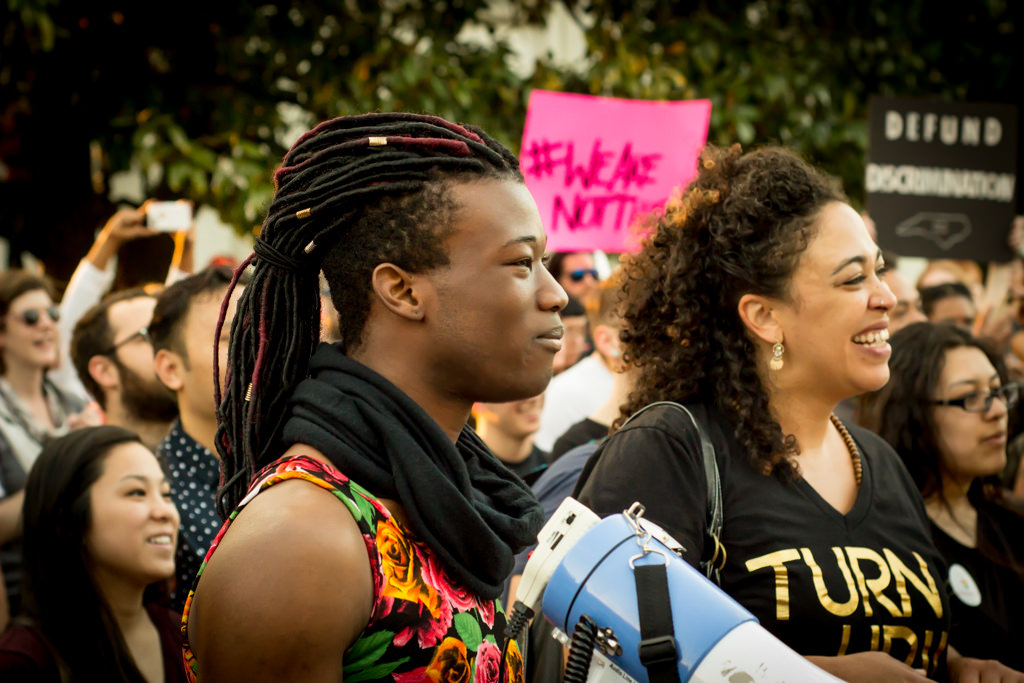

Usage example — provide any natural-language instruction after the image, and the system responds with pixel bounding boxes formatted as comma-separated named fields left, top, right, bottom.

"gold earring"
left=769, top=340, right=785, bottom=371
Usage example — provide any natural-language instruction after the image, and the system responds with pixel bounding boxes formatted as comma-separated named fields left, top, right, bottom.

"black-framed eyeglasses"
left=101, top=327, right=151, bottom=356
left=568, top=268, right=599, bottom=283
left=931, top=383, right=1020, bottom=413
left=16, top=306, right=60, bottom=326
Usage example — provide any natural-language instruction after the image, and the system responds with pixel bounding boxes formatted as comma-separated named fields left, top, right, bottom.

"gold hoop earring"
left=769, top=340, right=785, bottom=371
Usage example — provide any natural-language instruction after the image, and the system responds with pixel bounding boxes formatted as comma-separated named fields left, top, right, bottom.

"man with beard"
left=150, top=266, right=244, bottom=613
left=71, top=288, right=179, bottom=450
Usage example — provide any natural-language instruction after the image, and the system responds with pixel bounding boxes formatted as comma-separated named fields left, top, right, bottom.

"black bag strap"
left=634, top=562, right=681, bottom=683
left=620, top=401, right=725, bottom=584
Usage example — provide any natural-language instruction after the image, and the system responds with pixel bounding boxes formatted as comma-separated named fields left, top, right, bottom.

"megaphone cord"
left=497, top=600, right=533, bottom=683
left=563, top=615, right=599, bottom=683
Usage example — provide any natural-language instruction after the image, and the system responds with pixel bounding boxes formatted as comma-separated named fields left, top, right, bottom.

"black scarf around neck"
left=281, top=344, right=544, bottom=599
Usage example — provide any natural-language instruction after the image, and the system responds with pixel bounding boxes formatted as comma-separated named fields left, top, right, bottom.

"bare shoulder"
left=188, top=475, right=374, bottom=681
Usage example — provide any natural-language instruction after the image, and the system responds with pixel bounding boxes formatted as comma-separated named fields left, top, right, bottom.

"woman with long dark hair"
left=182, top=113, right=561, bottom=681
left=575, top=144, right=1023, bottom=682
left=861, top=321, right=1024, bottom=670
left=0, top=425, right=185, bottom=682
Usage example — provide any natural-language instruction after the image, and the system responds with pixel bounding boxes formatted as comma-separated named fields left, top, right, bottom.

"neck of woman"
left=96, top=574, right=163, bottom=683
left=769, top=385, right=837, bottom=454
left=3, top=361, right=46, bottom=402
left=96, top=573, right=150, bottom=630
left=925, top=477, right=977, bottom=547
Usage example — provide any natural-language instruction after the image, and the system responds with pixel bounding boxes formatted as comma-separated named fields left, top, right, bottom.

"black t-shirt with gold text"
left=577, top=403, right=951, bottom=678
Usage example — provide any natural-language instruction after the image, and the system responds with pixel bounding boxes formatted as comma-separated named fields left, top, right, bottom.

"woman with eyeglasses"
left=0, top=269, right=89, bottom=627
left=861, top=321, right=1024, bottom=671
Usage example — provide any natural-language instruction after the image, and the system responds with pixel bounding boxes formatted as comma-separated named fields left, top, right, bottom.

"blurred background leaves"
left=1, top=0, right=1019, bottom=278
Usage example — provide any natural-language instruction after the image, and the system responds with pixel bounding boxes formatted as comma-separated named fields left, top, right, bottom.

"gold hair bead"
left=303, top=240, right=316, bottom=254
left=295, top=208, right=312, bottom=219
left=368, top=136, right=388, bottom=146
left=244, top=383, right=253, bottom=402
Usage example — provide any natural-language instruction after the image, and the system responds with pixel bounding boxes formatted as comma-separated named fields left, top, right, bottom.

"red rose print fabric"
left=181, top=455, right=523, bottom=682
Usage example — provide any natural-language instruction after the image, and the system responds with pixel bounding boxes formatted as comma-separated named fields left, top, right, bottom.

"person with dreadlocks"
left=181, top=113, right=563, bottom=682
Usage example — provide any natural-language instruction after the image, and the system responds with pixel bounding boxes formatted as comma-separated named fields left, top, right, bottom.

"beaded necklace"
left=829, top=413, right=863, bottom=486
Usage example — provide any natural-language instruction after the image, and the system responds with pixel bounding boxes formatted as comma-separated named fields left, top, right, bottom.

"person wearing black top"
left=861, top=322, right=1024, bottom=671
left=183, top=113, right=557, bottom=681
left=475, top=393, right=550, bottom=486
left=550, top=417, right=607, bottom=460
left=575, top=145, right=1022, bottom=682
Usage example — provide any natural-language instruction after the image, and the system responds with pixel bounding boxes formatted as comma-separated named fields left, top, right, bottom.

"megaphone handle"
left=563, top=615, right=600, bottom=683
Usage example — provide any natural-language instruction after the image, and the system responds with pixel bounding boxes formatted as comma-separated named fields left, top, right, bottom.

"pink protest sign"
left=520, top=90, right=711, bottom=253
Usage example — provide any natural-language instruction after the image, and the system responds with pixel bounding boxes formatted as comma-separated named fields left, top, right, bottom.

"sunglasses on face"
left=17, top=306, right=60, bottom=326
left=101, top=327, right=152, bottom=356
left=931, top=383, right=1020, bottom=413
left=568, top=268, right=600, bottom=283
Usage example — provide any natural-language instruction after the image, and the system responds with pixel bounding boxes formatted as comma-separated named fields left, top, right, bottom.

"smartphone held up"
left=146, top=200, right=193, bottom=232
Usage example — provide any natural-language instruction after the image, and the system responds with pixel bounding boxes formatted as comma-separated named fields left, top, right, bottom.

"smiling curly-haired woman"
left=576, top=144, right=1023, bottom=682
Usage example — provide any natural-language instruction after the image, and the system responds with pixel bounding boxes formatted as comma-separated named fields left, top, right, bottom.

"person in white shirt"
left=534, top=269, right=624, bottom=451
left=49, top=204, right=193, bottom=403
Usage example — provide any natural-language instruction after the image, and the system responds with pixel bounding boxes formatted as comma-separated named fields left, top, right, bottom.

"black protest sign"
left=866, top=96, right=1018, bottom=262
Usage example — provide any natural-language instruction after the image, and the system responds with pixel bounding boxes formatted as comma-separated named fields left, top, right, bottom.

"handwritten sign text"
left=520, top=91, right=711, bottom=252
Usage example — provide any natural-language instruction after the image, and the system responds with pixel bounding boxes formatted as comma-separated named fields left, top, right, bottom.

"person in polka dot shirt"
left=149, top=266, right=246, bottom=613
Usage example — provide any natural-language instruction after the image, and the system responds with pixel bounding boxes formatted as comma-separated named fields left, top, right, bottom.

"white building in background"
left=457, top=1, right=588, bottom=78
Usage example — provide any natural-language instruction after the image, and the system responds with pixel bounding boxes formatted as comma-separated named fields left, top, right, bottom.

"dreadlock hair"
left=216, top=112, right=524, bottom=517
left=614, top=144, right=846, bottom=479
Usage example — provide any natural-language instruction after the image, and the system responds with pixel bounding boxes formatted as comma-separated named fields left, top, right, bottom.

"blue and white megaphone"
left=512, top=498, right=843, bottom=683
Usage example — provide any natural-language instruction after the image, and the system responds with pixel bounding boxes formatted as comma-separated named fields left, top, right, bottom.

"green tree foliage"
left=550, top=0, right=1019, bottom=204
left=1, top=0, right=1018, bottom=269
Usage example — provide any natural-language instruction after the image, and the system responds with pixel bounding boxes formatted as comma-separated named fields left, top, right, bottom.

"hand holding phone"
left=146, top=200, right=194, bottom=232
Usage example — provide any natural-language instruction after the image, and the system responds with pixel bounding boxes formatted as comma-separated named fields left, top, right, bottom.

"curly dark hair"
left=859, top=321, right=1007, bottom=499
left=614, top=144, right=846, bottom=478
left=215, top=112, right=524, bottom=517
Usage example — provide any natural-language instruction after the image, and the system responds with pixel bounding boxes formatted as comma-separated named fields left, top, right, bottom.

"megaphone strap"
left=621, top=401, right=726, bottom=584
left=635, top=563, right=682, bottom=683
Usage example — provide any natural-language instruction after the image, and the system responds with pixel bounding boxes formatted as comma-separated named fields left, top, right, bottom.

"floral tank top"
left=181, top=455, right=524, bottom=683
